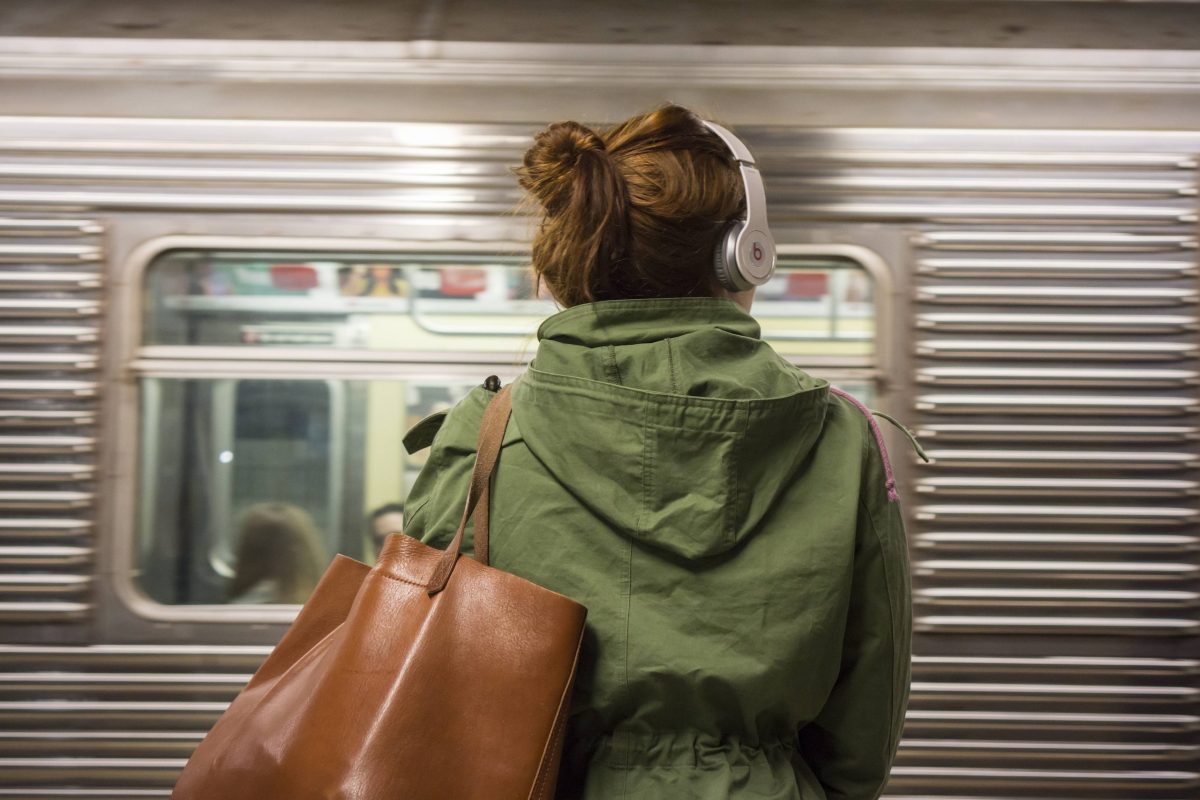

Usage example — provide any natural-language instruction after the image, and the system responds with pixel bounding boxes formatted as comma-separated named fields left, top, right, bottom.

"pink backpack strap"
left=829, top=386, right=900, bottom=503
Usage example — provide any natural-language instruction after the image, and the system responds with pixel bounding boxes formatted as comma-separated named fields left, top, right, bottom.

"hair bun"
left=516, top=121, right=608, bottom=214
left=514, top=104, right=745, bottom=307
left=541, top=120, right=606, bottom=156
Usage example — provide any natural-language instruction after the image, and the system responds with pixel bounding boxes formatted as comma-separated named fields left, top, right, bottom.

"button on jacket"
left=401, top=297, right=913, bottom=800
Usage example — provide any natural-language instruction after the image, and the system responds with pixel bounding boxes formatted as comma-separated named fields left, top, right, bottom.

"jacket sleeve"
left=796, top=421, right=914, bottom=800
left=397, top=388, right=489, bottom=553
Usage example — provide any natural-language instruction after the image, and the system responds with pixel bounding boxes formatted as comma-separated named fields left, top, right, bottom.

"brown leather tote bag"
left=172, top=384, right=588, bottom=800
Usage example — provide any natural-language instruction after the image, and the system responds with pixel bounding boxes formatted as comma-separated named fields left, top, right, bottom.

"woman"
left=401, top=104, right=912, bottom=799
left=225, top=502, right=326, bottom=605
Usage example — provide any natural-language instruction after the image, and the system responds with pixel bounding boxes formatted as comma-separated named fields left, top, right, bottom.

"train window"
left=135, top=374, right=476, bottom=605
left=132, top=247, right=879, bottom=610
left=753, top=256, right=875, bottom=364
left=143, top=250, right=872, bottom=359
left=143, top=250, right=553, bottom=354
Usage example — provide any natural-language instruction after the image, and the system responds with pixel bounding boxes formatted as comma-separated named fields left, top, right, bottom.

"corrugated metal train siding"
left=0, top=215, right=103, bottom=631
left=889, top=136, right=1200, bottom=798
left=0, top=120, right=1194, bottom=797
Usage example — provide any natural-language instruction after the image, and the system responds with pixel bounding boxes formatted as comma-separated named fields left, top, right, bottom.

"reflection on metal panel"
left=892, top=656, right=1200, bottom=795
left=0, top=645, right=254, bottom=790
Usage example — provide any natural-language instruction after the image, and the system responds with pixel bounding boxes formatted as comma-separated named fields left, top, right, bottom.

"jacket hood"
left=512, top=297, right=830, bottom=560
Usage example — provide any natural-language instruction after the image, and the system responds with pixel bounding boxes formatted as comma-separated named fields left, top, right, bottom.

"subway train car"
left=1, top=2, right=1199, bottom=797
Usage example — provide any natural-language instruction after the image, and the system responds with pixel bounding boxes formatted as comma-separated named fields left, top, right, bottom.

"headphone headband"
left=700, top=120, right=756, bottom=164
left=700, top=120, right=777, bottom=292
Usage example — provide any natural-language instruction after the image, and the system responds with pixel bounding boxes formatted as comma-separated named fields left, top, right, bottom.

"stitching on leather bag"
left=371, top=567, right=433, bottom=590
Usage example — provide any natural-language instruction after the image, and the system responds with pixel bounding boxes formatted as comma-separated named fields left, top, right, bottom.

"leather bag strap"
left=425, top=384, right=513, bottom=595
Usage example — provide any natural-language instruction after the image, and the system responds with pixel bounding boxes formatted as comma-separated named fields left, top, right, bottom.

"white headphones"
left=700, top=120, right=777, bottom=292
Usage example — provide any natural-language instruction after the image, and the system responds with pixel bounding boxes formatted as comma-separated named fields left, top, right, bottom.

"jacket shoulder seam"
left=857, top=491, right=902, bottom=770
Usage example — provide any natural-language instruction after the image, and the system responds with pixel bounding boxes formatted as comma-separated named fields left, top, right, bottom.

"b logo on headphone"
left=700, top=120, right=777, bottom=292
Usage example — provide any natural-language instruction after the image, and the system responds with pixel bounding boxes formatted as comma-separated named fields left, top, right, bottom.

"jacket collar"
left=536, top=297, right=760, bottom=347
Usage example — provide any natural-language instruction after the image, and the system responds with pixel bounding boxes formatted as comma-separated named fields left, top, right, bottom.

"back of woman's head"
left=227, top=502, right=326, bottom=604
left=514, top=103, right=745, bottom=307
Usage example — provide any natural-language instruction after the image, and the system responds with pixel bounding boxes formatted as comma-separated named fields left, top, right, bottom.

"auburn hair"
left=226, top=502, right=326, bottom=604
left=514, top=103, right=746, bottom=307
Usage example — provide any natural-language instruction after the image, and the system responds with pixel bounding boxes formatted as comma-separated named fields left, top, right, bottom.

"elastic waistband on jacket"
left=588, top=730, right=798, bottom=769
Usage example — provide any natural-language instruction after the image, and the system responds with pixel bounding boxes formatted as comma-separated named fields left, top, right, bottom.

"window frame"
left=109, top=234, right=894, bottom=623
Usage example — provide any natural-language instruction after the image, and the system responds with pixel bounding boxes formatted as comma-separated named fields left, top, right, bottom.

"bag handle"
left=425, top=383, right=513, bottom=596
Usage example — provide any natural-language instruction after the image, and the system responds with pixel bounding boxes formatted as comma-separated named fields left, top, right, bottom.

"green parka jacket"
left=401, top=297, right=913, bottom=800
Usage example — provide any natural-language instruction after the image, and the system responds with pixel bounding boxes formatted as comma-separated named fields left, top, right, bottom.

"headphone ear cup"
left=712, top=221, right=744, bottom=292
